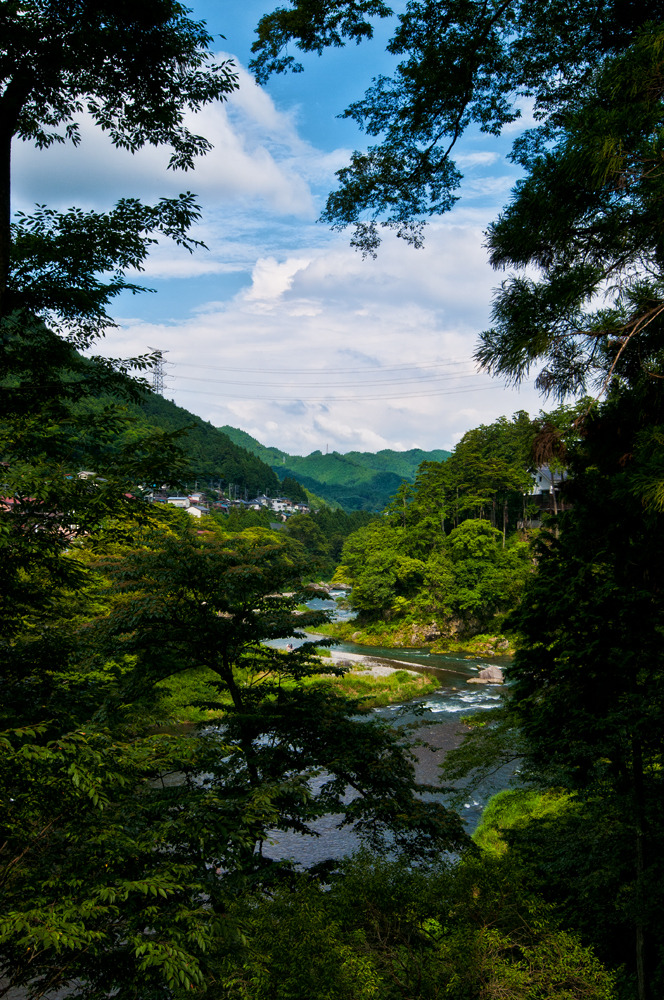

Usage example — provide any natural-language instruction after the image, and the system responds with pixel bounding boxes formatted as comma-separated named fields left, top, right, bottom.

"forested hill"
left=114, top=393, right=281, bottom=494
left=219, top=425, right=450, bottom=510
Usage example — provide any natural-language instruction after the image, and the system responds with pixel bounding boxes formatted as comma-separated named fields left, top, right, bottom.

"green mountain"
left=83, top=393, right=281, bottom=495
left=219, top=426, right=451, bottom=511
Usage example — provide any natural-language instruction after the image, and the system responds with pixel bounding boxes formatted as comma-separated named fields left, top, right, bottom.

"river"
left=262, top=591, right=515, bottom=865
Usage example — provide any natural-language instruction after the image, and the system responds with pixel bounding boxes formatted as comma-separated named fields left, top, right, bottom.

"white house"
left=167, top=496, right=190, bottom=508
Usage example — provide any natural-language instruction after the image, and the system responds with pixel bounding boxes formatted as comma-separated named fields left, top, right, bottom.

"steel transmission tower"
left=148, top=347, right=169, bottom=396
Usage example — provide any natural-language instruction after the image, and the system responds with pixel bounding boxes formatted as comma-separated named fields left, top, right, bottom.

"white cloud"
left=11, top=53, right=334, bottom=219
left=456, top=151, right=501, bottom=168
left=15, top=43, right=545, bottom=458
left=463, top=174, right=520, bottom=201
left=244, top=256, right=313, bottom=304
left=107, top=223, right=544, bottom=454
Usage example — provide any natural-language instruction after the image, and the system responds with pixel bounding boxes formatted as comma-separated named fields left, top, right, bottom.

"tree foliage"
left=221, top=423, right=451, bottom=511
left=213, top=852, right=616, bottom=999
left=251, top=0, right=653, bottom=255
left=10, top=196, right=209, bottom=345
left=333, top=411, right=540, bottom=632
left=250, top=2, right=664, bottom=995
left=339, top=509, right=531, bottom=631
left=283, top=505, right=377, bottom=573
left=101, top=390, right=281, bottom=495
left=252, top=1, right=664, bottom=400
left=442, top=366, right=664, bottom=995
left=0, top=6, right=244, bottom=994
left=92, top=516, right=468, bottom=860
left=1, top=2, right=641, bottom=995
left=0, top=1, right=237, bottom=312
left=2, top=497, right=472, bottom=995
left=279, top=474, right=308, bottom=503
left=404, top=411, right=537, bottom=534
left=1, top=725, right=233, bottom=998
left=504, top=373, right=664, bottom=988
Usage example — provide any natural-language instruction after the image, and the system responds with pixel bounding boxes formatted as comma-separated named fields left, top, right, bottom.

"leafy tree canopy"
left=279, top=474, right=308, bottom=502
left=251, top=0, right=652, bottom=248
left=0, top=1, right=237, bottom=314
left=213, top=852, right=616, bottom=999
left=252, top=1, right=664, bottom=398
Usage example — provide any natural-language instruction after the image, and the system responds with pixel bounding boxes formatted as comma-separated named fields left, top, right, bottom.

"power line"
left=171, top=381, right=497, bottom=403
left=176, top=357, right=475, bottom=376
left=171, top=368, right=481, bottom=389
left=144, top=352, right=501, bottom=406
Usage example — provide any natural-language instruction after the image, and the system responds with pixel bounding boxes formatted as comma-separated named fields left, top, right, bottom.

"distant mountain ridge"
left=107, top=394, right=281, bottom=495
left=219, top=426, right=451, bottom=510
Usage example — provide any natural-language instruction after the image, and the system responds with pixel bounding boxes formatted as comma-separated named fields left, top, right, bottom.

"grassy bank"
left=152, top=657, right=440, bottom=725
left=320, top=665, right=440, bottom=706
left=473, top=788, right=575, bottom=856
left=429, top=634, right=513, bottom=657
left=314, top=619, right=514, bottom=657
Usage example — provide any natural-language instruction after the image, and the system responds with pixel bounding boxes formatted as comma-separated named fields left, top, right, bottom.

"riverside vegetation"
left=301, top=407, right=582, bottom=655
left=153, top=638, right=442, bottom=725
left=4, top=2, right=664, bottom=998
left=258, top=0, right=664, bottom=993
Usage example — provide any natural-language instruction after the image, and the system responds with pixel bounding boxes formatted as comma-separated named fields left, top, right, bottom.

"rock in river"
left=467, top=664, right=504, bottom=684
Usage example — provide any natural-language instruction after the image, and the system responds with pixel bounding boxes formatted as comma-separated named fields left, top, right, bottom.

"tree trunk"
left=218, top=652, right=261, bottom=786
left=633, top=736, right=649, bottom=1000
left=0, top=128, right=11, bottom=317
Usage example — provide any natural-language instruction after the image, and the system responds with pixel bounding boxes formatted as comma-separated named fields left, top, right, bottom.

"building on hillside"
left=167, top=496, right=190, bottom=508
left=519, top=464, right=569, bottom=527
left=247, top=494, right=270, bottom=507
left=186, top=504, right=209, bottom=518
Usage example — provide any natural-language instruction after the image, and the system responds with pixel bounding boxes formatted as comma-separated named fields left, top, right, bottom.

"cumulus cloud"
left=106, top=223, right=543, bottom=454
left=15, top=44, right=543, bottom=456
left=244, top=256, right=313, bottom=304
left=11, top=54, right=330, bottom=218
left=11, top=53, right=358, bottom=298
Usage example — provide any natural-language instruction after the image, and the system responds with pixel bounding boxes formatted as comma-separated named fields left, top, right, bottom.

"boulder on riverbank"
left=467, top=664, right=504, bottom=684
left=303, top=582, right=331, bottom=596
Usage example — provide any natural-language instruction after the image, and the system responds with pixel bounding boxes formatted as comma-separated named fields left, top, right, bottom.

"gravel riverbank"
left=326, top=647, right=422, bottom=677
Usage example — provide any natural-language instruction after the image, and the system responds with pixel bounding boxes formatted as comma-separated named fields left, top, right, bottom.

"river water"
left=263, top=592, right=515, bottom=865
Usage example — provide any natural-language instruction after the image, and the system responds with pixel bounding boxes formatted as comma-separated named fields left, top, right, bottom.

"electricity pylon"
left=148, top=346, right=169, bottom=396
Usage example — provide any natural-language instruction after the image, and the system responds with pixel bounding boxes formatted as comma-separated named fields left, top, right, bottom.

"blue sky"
left=14, top=2, right=546, bottom=455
